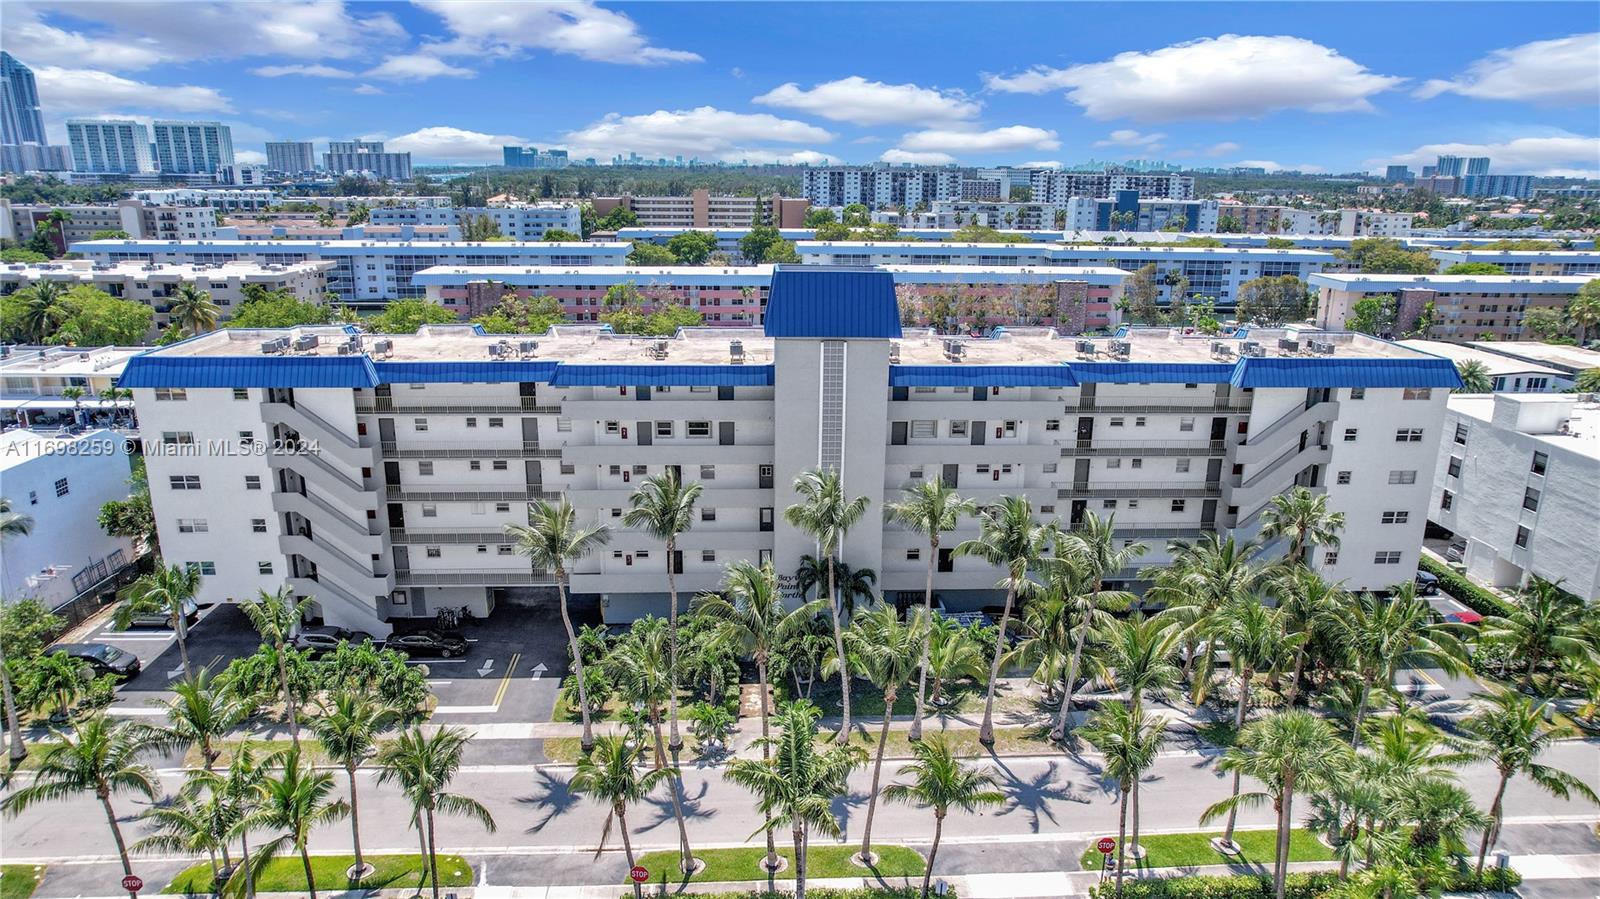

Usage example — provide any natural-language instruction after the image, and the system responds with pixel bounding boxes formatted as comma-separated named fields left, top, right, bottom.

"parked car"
left=50, top=642, right=141, bottom=678
left=386, top=630, right=468, bottom=658
left=1443, top=542, right=1466, bottom=564
left=121, top=598, right=200, bottom=630
left=1414, top=570, right=1441, bottom=596
left=293, top=626, right=377, bottom=656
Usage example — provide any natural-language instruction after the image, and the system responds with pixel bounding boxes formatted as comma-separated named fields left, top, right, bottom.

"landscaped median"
left=1, top=864, right=44, bottom=899
left=162, top=854, right=472, bottom=895
left=1077, top=829, right=1335, bottom=870
left=628, top=846, right=925, bottom=884
left=1086, top=868, right=1521, bottom=899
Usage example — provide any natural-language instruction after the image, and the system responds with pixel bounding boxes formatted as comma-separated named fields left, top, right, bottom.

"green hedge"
left=1087, top=868, right=1520, bottom=899
left=623, top=890, right=942, bottom=899
left=1419, top=556, right=1517, bottom=617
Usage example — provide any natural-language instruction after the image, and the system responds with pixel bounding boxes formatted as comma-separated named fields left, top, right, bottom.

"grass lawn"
left=630, top=845, right=924, bottom=883
left=1, top=865, right=44, bottom=899
left=162, top=854, right=471, bottom=895
left=542, top=736, right=586, bottom=764
left=819, top=725, right=1062, bottom=759
left=183, top=738, right=332, bottom=769
left=1076, top=829, right=1336, bottom=871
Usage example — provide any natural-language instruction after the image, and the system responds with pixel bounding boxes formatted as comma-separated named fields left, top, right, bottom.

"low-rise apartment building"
left=1429, top=250, right=1600, bottom=276
left=130, top=188, right=278, bottom=212
left=1397, top=340, right=1568, bottom=392
left=1310, top=273, right=1593, bottom=340
left=1029, top=169, right=1195, bottom=202
left=0, top=345, right=142, bottom=429
left=1430, top=393, right=1599, bottom=598
left=1460, top=342, right=1600, bottom=385
left=122, top=267, right=1457, bottom=632
left=592, top=190, right=809, bottom=229
left=368, top=203, right=583, bottom=240
left=0, top=199, right=224, bottom=248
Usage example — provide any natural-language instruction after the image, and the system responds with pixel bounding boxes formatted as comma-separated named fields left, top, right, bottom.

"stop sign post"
left=1097, top=837, right=1117, bottom=855
left=629, top=865, right=649, bottom=883
left=121, top=875, right=144, bottom=895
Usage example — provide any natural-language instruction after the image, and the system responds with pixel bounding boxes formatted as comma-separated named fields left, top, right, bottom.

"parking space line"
left=491, top=652, right=521, bottom=707
left=94, top=633, right=174, bottom=642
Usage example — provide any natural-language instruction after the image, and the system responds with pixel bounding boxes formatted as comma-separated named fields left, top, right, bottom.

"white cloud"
left=563, top=106, right=833, bottom=159
left=985, top=34, right=1403, bottom=121
left=236, top=150, right=268, bottom=165
left=1094, top=129, right=1166, bottom=148
left=34, top=66, right=233, bottom=114
left=1020, top=160, right=1062, bottom=170
left=1415, top=33, right=1599, bottom=104
left=736, top=149, right=842, bottom=166
left=753, top=76, right=980, bottom=126
left=414, top=0, right=701, bottom=65
left=352, top=84, right=385, bottom=96
left=251, top=64, right=355, bottom=79
left=1, top=11, right=165, bottom=71
left=363, top=54, right=475, bottom=82
left=851, top=136, right=884, bottom=144
left=1205, top=141, right=1242, bottom=157
left=386, top=126, right=531, bottom=163
left=1372, top=135, right=1600, bottom=177
left=880, top=149, right=956, bottom=165
left=895, top=125, right=1060, bottom=154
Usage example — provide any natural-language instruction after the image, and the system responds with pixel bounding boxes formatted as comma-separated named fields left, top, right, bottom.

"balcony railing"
left=395, top=568, right=555, bottom=586
left=379, top=440, right=562, bottom=459
left=1056, top=480, right=1221, bottom=498
left=390, top=529, right=514, bottom=545
left=1057, top=439, right=1226, bottom=457
left=355, top=397, right=557, bottom=414
left=385, top=484, right=559, bottom=502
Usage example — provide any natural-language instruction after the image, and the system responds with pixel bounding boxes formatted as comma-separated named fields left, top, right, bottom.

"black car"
left=386, top=630, right=468, bottom=658
left=1414, top=570, right=1441, bottom=596
left=293, top=626, right=377, bottom=656
left=50, top=642, right=141, bottom=678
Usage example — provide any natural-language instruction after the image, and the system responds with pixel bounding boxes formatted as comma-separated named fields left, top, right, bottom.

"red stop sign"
left=1097, top=837, right=1117, bottom=854
left=122, top=875, right=144, bottom=893
left=629, top=865, right=649, bottom=883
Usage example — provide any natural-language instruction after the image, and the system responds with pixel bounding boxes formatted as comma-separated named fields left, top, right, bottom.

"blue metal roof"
left=119, top=354, right=378, bottom=388
left=375, top=361, right=559, bottom=384
left=1232, top=357, right=1463, bottom=389
left=763, top=266, right=902, bottom=339
left=1072, top=362, right=1234, bottom=384
left=549, top=364, right=774, bottom=387
left=890, top=365, right=1078, bottom=387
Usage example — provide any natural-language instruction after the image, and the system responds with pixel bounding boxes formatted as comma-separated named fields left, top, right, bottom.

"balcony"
left=1233, top=401, right=1340, bottom=465
left=380, top=440, right=562, bottom=459
left=1056, top=480, right=1221, bottom=499
left=395, top=568, right=555, bottom=587
left=1068, top=398, right=1253, bottom=415
left=385, top=483, right=559, bottom=503
left=1058, top=439, right=1226, bottom=457
left=562, top=442, right=774, bottom=466
left=355, top=397, right=557, bottom=415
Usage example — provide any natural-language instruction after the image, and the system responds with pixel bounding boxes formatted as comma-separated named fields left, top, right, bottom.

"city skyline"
left=2, top=2, right=1595, bottom=176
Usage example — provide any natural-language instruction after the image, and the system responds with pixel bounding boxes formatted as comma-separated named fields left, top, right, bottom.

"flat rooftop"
left=0, top=428, right=120, bottom=473
left=1397, top=340, right=1563, bottom=377
left=1430, top=249, right=1600, bottom=262
left=410, top=264, right=1129, bottom=285
left=1465, top=340, right=1600, bottom=373
left=0, top=259, right=335, bottom=280
left=1308, top=273, right=1593, bottom=292
left=0, top=345, right=144, bottom=378
left=1449, top=394, right=1600, bottom=462
left=68, top=238, right=629, bottom=253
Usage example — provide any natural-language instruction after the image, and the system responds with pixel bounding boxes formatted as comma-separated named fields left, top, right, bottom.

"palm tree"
left=727, top=702, right=865, bottom=899
left=507, top=498, right=612, bottom=750
left=1, top=497, right=37, bottom=761
left=374, top=727, right=495, bottom=899
left=118, top=563, right=203, bottom=680
left=833, top=605, right=922, bottom=862
left=16, top=281, right=69, bottom=343
left=785, top=468, right=870, bottom=743
left=191, top=740, right=281, bottom=899
left=169, top=283, right=222, bottom=336
left=885, top=481, right=976, bottom=741
left=0, top=716, right=159, bottom=899
left=883, top=735, right=1005, bottom=898
left=132, top=786, right=238, bottom=885
left=623, top=470, right=702, bottom=751
left=239, top=587, right=312, bottom=746
left=925, top=616, right=987, bottom=706
left=1201, top=710, right=1350, bottom=899
left=1050, top=512, right=1142, bottom=741
left=1259, top=486, right=1345, bottom=565
left=25, top=651, right=87, bottom=723
left=1479, top=577, right=1593, bottom=690
left=1082, top=702, right=1165, bottom=897
left=160, top=668, right=245, bottom=772
left=570, top=735, right=677, bottom=899
left=61, top=386, right=85, bottom=427
left=954, top=496, right=1051, bottom=744
left=1341, top=585, right=1467, bottom=746
left=1094, top=614, right=1181, bottom=716
left=1151, top=534, right=1268, bottom=684
left=604, top=619, right=694, bottom=873
left=313, top=694, right=391, bottom=880
left=1272, top=567, right=1349, bottom=704
left=1454, top=360, right=1493, bottom=393
left=251, top=744, right=349, bottom=899
left=1450, top=689, right=1599, bottom=876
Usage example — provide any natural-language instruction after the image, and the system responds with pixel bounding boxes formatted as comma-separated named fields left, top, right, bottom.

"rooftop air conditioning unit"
left=292, top=334, right=319, bottom=352
left=519, top=340, right=537, bottom=356
left=1278, top=338, right=1300, bottom=353
left=1242, top=341, right=1264, bottom=357
left=372, top=338, right=393, bottom=356
left=1076, top=339, right=1096, bottom=355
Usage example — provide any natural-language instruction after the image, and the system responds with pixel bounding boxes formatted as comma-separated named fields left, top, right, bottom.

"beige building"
left=0, top=198, right=223, bottom=250
left=1309, top=273, right=1592, bottom=340
left=593, top=190, right=809, bottom=229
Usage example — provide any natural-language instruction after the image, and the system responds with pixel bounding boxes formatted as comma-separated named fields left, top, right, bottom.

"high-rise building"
left=1461, top=173, right=1534, bottom=199
left=266, top=141, right=317, bottom=175
left=324, top=140, right=412, bottom=180
left=1028, top=168, right=1195, bottom=203
left=1420, top=165, right=1438, bottom=178
left=1465, top=157, right=1491, bottom=176
left=66, top=119, right=154, bottom=173
left=152, top=121, right=234, bottom=174
left=798, top=166, right=966, bottom=209
left=1, top=52, right=69, bottom=173
left=501, top=146, right=570, bottom=169
left=1384, top=165, right=1413, bottom=183
left=1435, top=155, right=1465, bottom=177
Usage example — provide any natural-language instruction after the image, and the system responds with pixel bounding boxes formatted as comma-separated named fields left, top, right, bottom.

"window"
left=421, top=503, right=437, bottom=518
left=489, top=460, right=507, bottom=472
left=1395, top=428, right=1424, bottom=443
left=466, top=417, right=478, bottom=429
left=232, top=388, right=249, bottom=400
left=950, top=421, right=968, bottom=437
left=1447, top=457, right=1462, bottom=478
left=702, top=550, right=716, bottom=563
left=161, top=431, right=195, bottom=446
left=425, top=546, right=442, bottom=558
left=558, top=463, right=575, bottom=475
left=1110, top=417, right=1125, bottom=427
left=1044, top=419, right=1061, bottom=432
left=244, top=476, right=261, bottom=490
left=494, top=502, right=511, bottom=513
left=759, top=507, right=774, bottom=532
left=1454, top=423, right=1469, bottom=445
left=154, top=388, right=187, bottom=401
left=413, top=418, right=428, bottom=432
left=1003, top=420, right=1018, bottom=436
left=604, top=421, right=619, bottom=434
left=1514, top=526, right=1531, bottom=548
left=488, top=417, right=504, bottom=428
left=1176, top=458, right=1191, bottom=473
left=258, top=562, right=273, bottom=575
left=1324, top=551, right=1339, bottom=565
left=1373, top=551, right=1403, bottom=565
left=701, top=508, right=716, bottom=522
left=418, top=461, right=434, bottom=476
left=1531, top=451, right=1548, bottom=476
left=1380, top=511, right=1410, bottom=524
left=238, top=430, right=254, bottom=442
left=476, top=545, right=488, bottom=554
left=699, top=464, right=715, bottom=480
left=1522, top=487, right=1540, bottom=512
left=1130, top=459, right=1143, bottom=470
left=1171, top=499, right=1187, bottom=512
left=976, top=464, right=991, bottom=474
left=1043, top=463, right=1057, bottom=474
left=1179, top=417, right=1195, bottom=432
left=53, top=477, right=69, bottom=497
left=636, top=550, right=650, bottom=559
left=27, top=491, right=36, bottom=505
left=251, top=518, right=268, bottom=533
left=1387, top=470, right=1417, bottom=485
left=498, top=545, right=513, bottom=555
left=911, top=420, right=935, bottom=438
left=177, top=518, right=208, bottom=533
left=187, top=561, right=217, bottom=576
left=655, top=421, right=674, bottom=438
left=1040, top=505, right=1055, bottom=514
left=1343, top=428, right=1359, bottom=442
left=169, top=475, right=201, bottom=490
left=1349, top=388, right=1365, bottom=400
left=1127, top=500, right=1139, bottom=509
left=557, top=418, right=572, bottom=432
left=470, top=460, right=482, bottom=471
left=1102, top=499, right=1118, bottom=509
left=632, top=464, right=647, bottom=475
left=1402, top=388, right=1432, bottom=400
left=1440, top=490, right=1454, bottom=511
left=906, top=548, right=921, bottom=561
left=686, top=421, right=711, bottom=438
left=1135, top=417, right=1147, bottom=428
left=1107, top=458, right=1122, bottom=469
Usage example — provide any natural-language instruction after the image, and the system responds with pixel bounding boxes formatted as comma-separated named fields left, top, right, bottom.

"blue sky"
left=8, top=1, right=1598, bottom=176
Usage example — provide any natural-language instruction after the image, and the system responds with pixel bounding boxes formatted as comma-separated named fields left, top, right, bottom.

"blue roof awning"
left=1232, top=357, right=1464, bottom=389
left=890, top=365, right=1077, bottom=388
left=119, top=354, right=378, bottom=388
left=549, top=364, right=774, bottom=387
left=763, top=266, right=902, bottom=339
left=1072, top=362, right=1234, bottom=384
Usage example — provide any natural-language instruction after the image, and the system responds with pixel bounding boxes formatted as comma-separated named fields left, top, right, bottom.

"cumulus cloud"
left=1020, top=160, right=1062, bottom=169
left=894, top=125, right=1060, bottom=155
left=363, top=55, right=475, bottom=81
left=251, top=64, right=355, bottom=79
left=352, top=84, right=384, bottom=95
left=880, top=149, right=957, bottom=165
left=34, top=66, right=233, bottom=114
left=1094, top=129, right=1166, bottom=149
left=1415, top=33, right=1599, bottom=104
left=737, top=149, right=842, bottom=166
left=563, top=106, right=833, bottom=159
left=985, top=34, right=1403, bottom=121
left=753, top=76, right=980, bottom=126
left=1373, top=134, right=1600, bottom=177
left=414, top=0, right=701, bottom=65
left=386, top=126, right=532, bottom=163
left=236, top=149, right=268, bottom=165
left=1205, top=141, right=1242, bottom=157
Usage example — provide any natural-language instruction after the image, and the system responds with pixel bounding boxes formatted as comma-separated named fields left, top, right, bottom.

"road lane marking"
left=492, top=652, right=521, bottom=707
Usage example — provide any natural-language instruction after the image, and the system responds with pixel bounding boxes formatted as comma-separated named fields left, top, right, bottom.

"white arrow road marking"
left=166, top=665, right=186, bottom=680
left=529, top=662, right=547, bottom=680
left=477, top=658, right=496, bottom=677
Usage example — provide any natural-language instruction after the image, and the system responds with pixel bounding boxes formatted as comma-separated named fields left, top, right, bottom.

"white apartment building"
left=0, top=429, right=137, bottom=609
left=1, top=199, right=224, bottom=246
left=68, top=239, right=630, bottom=305
left=1029, top=169, right=1195, bottom=203
left=1431, top=393, right=1599, bottom=598
left=0, top=345, right=142, bottom=429
left=367, top=203, right=582, bottom=240
left=299, top=196, right=454, bottom=214
left=800, top=167, right=965, bottom=209
left=1275, top=209, right=1417, bottom=238
left=1429, top=250, right=1600, bottom=276
left=1397, top=340, right=1568, bottom=393
left=123, top=267, right=1458, bottom=632
left=131, top=189, right=278, bottom=212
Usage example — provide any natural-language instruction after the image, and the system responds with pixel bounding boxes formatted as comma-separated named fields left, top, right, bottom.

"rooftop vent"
left=372, top=338, right=393, bottom=357
left=1241, top=341, right=1265, bottom=357
left=1075, top=339, right=1096, bottom=356
left=1109, top=339, right=1131, bottom=358
left=1277, top=338, right=1301, bottom=354
left=729, top=339, right=745, bottom=364
left=888, top=340, right=901, bottom=364
left=292, top=334, right=319, bottom=352
left=942, top=339, right=965, bottom=361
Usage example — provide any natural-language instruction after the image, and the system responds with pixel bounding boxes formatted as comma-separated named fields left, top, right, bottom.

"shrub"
left=1091, top=873, right=1340, bottom=899
left=1418, top=556, right=1516, bottom=617
left=625, top=890, right=943, bottom=899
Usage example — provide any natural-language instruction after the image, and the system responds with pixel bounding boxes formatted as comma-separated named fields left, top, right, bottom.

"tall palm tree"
left=1259, top=486, right=1345, bottom=566
left=623, top=470, right=702, bottom=750
left=159, top=668, right=245, bottom=772
left=1049, top=512, right=1142, bottom=741
left=118, top=563, right=203, bottom=680
left=832, top=604, right=922, bottom=862
left=885, top=481, right=976, bottom=740
left=1480, top=577, right=1593, bottom=690
left=570, top=735, right=677, bottom=899
left=1341, top=585, right=1467, bottom=746
left=1150, top=534, right=1268, bottom=684
left=727, top=702, right=866, bottom=899
left=239, top=587, right=312, bottom=746
left=251, top=744, right=349, bottom=899
left=16, top=282, right=69, bottom=344
left=1454, top=360, right=1493, bottom=393
left=0, top=716, right=159, bottom=899
left=1094, top=614, right=1181, bottom=716
left=313, top=694, right=391, bottom=880
left=507, top=498, right=612, bottom=750
left=882, top=735, right=1005, bottom=898
left=784, top=467, right=870, bottom=743
left=1272, top=566, right=1349, bottom=704
left=1450, top=689, right=1598, bottom=876
left=1201, top=710, right=1350, bottom=899
left=374, top=727, right=495, bottom=899
left=169, top=283, right=222, bottom=336
left=604, top=619, right=695, bottom=872
left=191, top=740, right=282, bottom=899
left=1, top=497, right=37, bottom=762
left=1082, top=701, right=1165, bottom=897
left=132, top=785, right=238, bottom=885
left=954, top=496, right=1051, bottom=744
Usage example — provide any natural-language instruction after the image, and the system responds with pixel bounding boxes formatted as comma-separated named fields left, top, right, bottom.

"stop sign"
left=1097, top=837, right=1117, bottom=854
left=629, top=865, right=649, bottom=883
left=122, top=875, right=144, bottom=893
